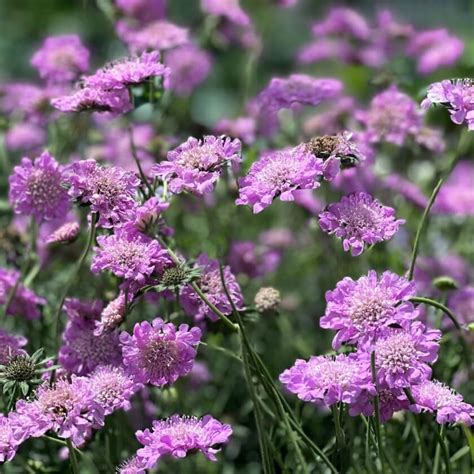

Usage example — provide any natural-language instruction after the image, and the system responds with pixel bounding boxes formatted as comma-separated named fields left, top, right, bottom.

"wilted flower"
left=31, top=35, right=90, bottom=83
left=151, top=135, right=241, bottom=196
left=9, top=151, right=69, bottom=221
left=321, top=270, right=417, bottom=348
left=279, top=354, right=374, bottom=406
left=236, top=145, right=324, bottom=213
left=136, top=414, right=232, bottom=468
left=120, top=317, right=201, bottom=386
left=254, top=287, right=281, bottom=313
left=410, top=380, right=473, bottom=425
left=319, top=192, right=405, bottom=256
left=181, top=254, right=244, bottom=323
left=46, top=222, right=80, bottom=245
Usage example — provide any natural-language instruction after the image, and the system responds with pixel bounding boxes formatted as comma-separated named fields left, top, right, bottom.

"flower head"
left=118, top=455, right=147, bottom=474
left=422, top=79, right=473, bottom=130
left=236, top=144, right=323, bottom=213
left=120, top=317, right=201, bottom=386
left=228, top=240, right=281, bottom=278
left=66, top=160, right=140, bottom=227
left=31, top=35, right=90, bottom=83
left=94, top=293, right=127, bottom=335
left=279, top=354, right=374, bottom=406
left=151, top=135, right=241, bottom=196
left=46, top=222, right=80, bottom=245
left=115, top=0, right=166, bottom=23
left=321, top=270, right=417, bottom=348
left=136, top=414, right=232, bottom=468
left=5, top=122, right=46, bottom=152
left=0, top=414, right=22, bottom=463
left=201, top=0, right=250, bottom=27
left=411, top=380, right=473, bottom=426
left=319, top=192, right=405, bottom=256
left=181, top=254, right=244, bottom=323
left=254, top=287, right=281, bottom=313
left=0, top=329, right=27, bottom=365
left=9, top=151, right=69, bottom=221
left=448, top=286, right=474, bottom=328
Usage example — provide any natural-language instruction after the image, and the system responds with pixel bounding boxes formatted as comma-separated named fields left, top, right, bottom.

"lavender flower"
left=321, top=270, right=417, bottom=348
left=66, top=159, right=140, bottom=228
left=89, top=365, right=141, bottom=415
left=236, top=145, right=324, bottom=213
left=120, top=317, right=201, bottom=386
left=422, top=79, right=474, bottom=130
left=31, top=35, right=90, bottom=83
left=0, top=329, right=27, bottom=365
left=358, top=321, right=440, bottom=388
left=0, top=268, right=46, bottom=320
left=201, top=0, right=250, bottom=27
left=84, top=51, right=168, bottom=90
left=151, top=135, right=241, bottom=196
left=14, top=377, right=104, bottom=445
left=136, top=414, right=232, bottom=468
left=0, top=415, right=22, bottom=463
left=319, top=192, right=405, bottom=256
left=46, top=222, right=80, bottom=245
left=9, top=151, right=69, bottom=221
left=279, top=354, right=374, bottom=406
left=411, top=380, right=473, bottom=426
left=181, top=254, right=244, bottom=323
left=164, top=44, right=212, bottom=96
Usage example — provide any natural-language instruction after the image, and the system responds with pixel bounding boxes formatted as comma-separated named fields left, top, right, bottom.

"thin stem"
left=410, top=297, right=462, bottom=330
left=128, top=125, right=153, bottom=197
left=66, top=438, right=80, bottom=474
left=332, top=404, right=346, bottom=471
left=435, top=425, right=452, bottom=474
left=370, top=351, right=385, bottom=472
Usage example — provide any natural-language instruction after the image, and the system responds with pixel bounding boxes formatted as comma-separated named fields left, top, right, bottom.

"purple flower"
left=94, top=293, right=127, bottom=335
left=46, top=222, right=80, bottom=245
left=136, top=414, right=232, bottom=468
left=9, top=151, right=69, bottom=221
left=201, top=0, right=250, bottom=27
left=91, top=229, right=171, bottom=292
left=0, top=329, right=27, bottom=365
left=312, top=7, right=370, bottom=40
left=120, top=317, right=201, bottom=387
left=118, top=455, right=147, bottom=474
left=321, top=270, right=417, bottom=349
left=181, top=254, right=244, bottom=323
left=256, top=75, right=343, bottom=136
left=85, top=51, right=168, bottom=91
left=51, top=85, right=132, bottom=114
left=151, top=135, right=241, bottom=196
left=59, top=309, right=122, bottom=376
left=358, top=321, right=440, bottom=388
left=14, top=377, right=104, bottom=445
left=117, top=20, right=189, bottom=53
left=89, top=365, right=141, bottom=415
left=410, top=380, right=473, bottom=426
left=433, top=161, right=474, bottom=216
left=115, top=0, right=166, bottom=23
left=5, top=122, right=46, bottom=152
left=298, top=38, right=353, bottom=64
left=164, top=44, right=212, bottom=96
left=0, top=414, right=23, bottom=463
left=357, top=85, right=423, bottom=145
left=236, top=145, right=323, bottom=213
left=186, top=361, right=212, bottom=388
left=228, top=240, right=281, bottom=278
left=382, top=174, right=429, bottom=208
left=448, top=287, right=474, bottom=328
left=31, top=35, right=90, bottom=84
left=407, top=29, right=464, bottom=74
left=129, top=197, right=170, bottom=234
left=319, top=192, right=405, bottom=256
left=214, top=116, right=256, bottom=144
left=63, top=297, right=103, bottom=321
left=66, top=159, right=140, bottom=228
left=422, top=79, right=474, bottom=130
left=279, top=354, right=374, bottom=406
left=0, top=268, right=46, bottom=320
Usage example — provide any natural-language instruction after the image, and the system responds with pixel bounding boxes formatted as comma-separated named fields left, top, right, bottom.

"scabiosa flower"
left=14, top=377, right=104, bottom=445
left=279, top=354, right=374, bottom=406
left=0, top=268, right=46, bottom=320
left=46, top=222, right=80, bottom=245
left=312, top=7, right=370, bottom=40
left=433, top=161, right=474, bottom=216
left=115, top=0, right=166, bottom=23
left=92, top=229, right=171, bottom=292
left=448, top=286, right=474, bottom=328
left=319, top=192, right=405, bottom=256
left=85, top=51, right=168, bottom=90
left=422, top=79, right=474, bottom=130
left=94, top=293, right=127, bottom=336
left=228, top=240, right=281, bottom=278
left=181, top=254, right=244, bottom=323
left=118, top=455, right=147, bottom=474
left=89, top=365, right=141, bottom=415
left=358, top=321, right=440, bottom=389
left=321, top=270, right=417, bottom=349
left=0, top=414, right=22, bottom=463
left=31, top=35, right=90, bottom=83
left=59, top=312, right=122, bottom=376
left=186, top=361, right=212, bottom=389
left=357, top=85, right=423, bottom=145
left=151, top=135, right=241, bottom=196
left=254, top=287, right=281, bottom=313
left=51, top=86, right=132, bottom=114
left=136, top=414, right=232, bottom=468
left=214, top=116, right=256, bottom=144
left=129, top=197, right=170, bottom=234
left=120, top=317, right=201, bottom=387
left=63, top=297, right=103, bottom=321
left=411, top=380, right=473, bottom=425
left=164, top=44, right=212, bottom=96
left=0, top=329, right=27, bottom=366
left=201, top=0, right=250, bottom=27
left=9, top=151, right=69, bottom=221
left=5, top=122, right=46, bottom=152
left=66, top=160, right=140, bottom=228
left=236, top=145, right=324, bottom=213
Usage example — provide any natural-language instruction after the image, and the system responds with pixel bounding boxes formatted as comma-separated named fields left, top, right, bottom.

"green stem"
left=66, top=438, right=80, bottom=474
left=128, top=124, right=153, bottom=197
left=370, top=351, right=386, bottom=472
left=410, top=296, right=462, bottom=330
left=434, top=425, right=451, bottom=474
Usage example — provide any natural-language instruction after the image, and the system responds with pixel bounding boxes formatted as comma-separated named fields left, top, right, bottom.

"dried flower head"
left=254, top=287, right=281, bottom=313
